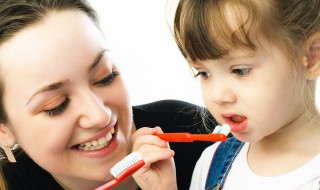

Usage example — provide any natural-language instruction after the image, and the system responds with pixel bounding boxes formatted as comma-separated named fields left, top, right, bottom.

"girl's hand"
left=131, top=127, right=177, bottom=190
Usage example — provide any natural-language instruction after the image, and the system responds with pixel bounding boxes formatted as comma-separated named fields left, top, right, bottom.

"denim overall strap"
left=205, top=137, right=244, bottom=190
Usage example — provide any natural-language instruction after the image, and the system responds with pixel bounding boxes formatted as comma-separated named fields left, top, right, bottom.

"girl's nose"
left=78, top=92, right=111, bottom=129
left=206, top=80, right=236, bottom=105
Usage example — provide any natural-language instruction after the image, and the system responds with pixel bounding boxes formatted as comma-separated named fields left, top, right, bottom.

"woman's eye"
left=94, top=71, right=119, bottom=86
left=43, top=97, right=70, bottom=116
left=194, top=71, right=211, bottom=79
left=231, top=67, right=251, bottom=77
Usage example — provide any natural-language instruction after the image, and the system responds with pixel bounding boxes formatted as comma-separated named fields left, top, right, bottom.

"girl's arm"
left=131, top=127, right=178, bottom=190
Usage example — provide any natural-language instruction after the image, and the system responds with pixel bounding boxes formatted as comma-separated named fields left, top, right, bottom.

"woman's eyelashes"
left=42, top=71, right=119, bottom=117
left=93, top=70, right=119, bottom=86
left=43, top=97, right=70, bottom=116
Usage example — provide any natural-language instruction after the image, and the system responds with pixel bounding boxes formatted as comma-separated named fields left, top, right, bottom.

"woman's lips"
left=71, top=123, right=119, bottom=158
left=223, top=114, right=248, bottom=133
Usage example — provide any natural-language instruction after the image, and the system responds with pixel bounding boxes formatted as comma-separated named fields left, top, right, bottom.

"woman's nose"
left=78, top=93, right=111, bottom=129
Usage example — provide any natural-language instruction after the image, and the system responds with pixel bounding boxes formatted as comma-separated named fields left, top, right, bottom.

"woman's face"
left=0, top=10, right=132, bottom=185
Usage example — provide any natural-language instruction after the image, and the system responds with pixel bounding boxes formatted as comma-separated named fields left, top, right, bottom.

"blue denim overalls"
left=205, top=137, right=244, bottom=190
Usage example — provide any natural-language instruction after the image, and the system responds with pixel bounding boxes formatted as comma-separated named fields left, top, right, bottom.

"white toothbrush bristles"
left=212, top=124, right=231, bottom=136
left=110, top=152, right=143, bottom=177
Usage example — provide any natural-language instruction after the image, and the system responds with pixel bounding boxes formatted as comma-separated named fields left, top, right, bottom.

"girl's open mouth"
left=223, top=114, right=248, bottom=133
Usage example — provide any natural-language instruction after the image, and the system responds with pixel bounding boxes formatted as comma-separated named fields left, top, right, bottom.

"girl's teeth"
left=77, top=127, right=115, bottom=150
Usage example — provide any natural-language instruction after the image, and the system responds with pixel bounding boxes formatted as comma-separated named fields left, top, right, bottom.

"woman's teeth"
left=77, top=127, right=115, bottom=151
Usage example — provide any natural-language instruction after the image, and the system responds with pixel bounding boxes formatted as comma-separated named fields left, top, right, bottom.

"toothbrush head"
left=110, top=151, right=144, bottom=178
left=212, top=124, right=231, bottom=136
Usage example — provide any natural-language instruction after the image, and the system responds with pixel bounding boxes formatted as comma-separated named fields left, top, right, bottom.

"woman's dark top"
left=2, top=99, right=217, bottom=190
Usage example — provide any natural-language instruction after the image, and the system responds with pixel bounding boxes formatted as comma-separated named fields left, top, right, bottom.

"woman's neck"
left=54, top=175, right=139, bottom=190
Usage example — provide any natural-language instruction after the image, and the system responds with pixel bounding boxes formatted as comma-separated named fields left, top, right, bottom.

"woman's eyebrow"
left=89, top=49, right=107, bottom=71
left=26, top=80, right=70, bottom=106
left=26, top=49, right=108, bottom=106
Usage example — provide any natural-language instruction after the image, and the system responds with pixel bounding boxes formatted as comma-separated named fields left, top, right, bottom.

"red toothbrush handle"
left=155, top=133, right=193, bottom=142
left=154, top=133, right=227, bottom=142
left=191, top=134, right=227, bottom=142
left=94, top=179, right=117, bottom=190
left=94, top=160, right=145, bottom=190
left=115, top=160, right=145, bottom=181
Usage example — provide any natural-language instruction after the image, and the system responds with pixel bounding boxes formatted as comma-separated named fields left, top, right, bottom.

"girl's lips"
left=223, top=114, right=248, bottom=133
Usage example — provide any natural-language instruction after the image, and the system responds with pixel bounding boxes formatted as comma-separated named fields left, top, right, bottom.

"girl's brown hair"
left=174, top=0, right=320, bottom=62
left=173, top=0, right=320, bottom=124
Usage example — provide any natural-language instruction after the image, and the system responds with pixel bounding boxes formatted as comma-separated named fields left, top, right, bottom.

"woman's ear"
left=0, top=123, right=16, bottom=148
left=302, top=32, right=320, bottom=80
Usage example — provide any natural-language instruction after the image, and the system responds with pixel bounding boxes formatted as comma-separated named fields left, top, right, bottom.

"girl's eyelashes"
left=194, top=71, right=211, bottom=79
left=93, top=70, right=119, bottom=86
left=231, top=67, right=251, bottom=77
left=43, top=97, right=70, bottom=116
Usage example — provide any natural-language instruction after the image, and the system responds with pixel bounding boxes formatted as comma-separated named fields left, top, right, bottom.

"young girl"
left=0, top=0, right=215, bottom=190
left=172, top=0, right=320, bottom=189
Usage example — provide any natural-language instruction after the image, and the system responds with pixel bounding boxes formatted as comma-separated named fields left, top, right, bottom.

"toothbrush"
left=94, top=152, right=145, bottom=190
left=154, top=124, right=231, bottom=142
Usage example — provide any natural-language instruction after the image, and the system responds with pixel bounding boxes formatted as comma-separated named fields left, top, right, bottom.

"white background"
left=89, top=0, right=320, bottom=108
left=89, top=0, right=204, bottom=106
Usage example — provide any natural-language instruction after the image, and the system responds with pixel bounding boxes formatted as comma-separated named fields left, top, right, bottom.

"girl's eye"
left=231, top=67, right=251, bottom=77
left=94, top=71, right=119, bottom=86
left=194, top=71, right=211, bottom=79
left=43, top=97, right=70, bottom=116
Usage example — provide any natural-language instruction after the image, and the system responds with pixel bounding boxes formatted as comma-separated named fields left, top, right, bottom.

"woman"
left=0, top=0, right=215, bottom=189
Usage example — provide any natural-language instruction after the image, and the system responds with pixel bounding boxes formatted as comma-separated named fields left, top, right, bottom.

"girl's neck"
left=248, top=110, right=320, bottom=176
left=258, top=110, right=320, bottom=147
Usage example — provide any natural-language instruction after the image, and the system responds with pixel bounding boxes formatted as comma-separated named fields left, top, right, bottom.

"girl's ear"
left=0, top=123, right=16, bottom=147
left=302, top=32, right=320, bottom=80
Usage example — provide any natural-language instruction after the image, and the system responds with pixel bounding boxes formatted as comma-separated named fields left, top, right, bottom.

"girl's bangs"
left=175, top=0, right=260, bottom=62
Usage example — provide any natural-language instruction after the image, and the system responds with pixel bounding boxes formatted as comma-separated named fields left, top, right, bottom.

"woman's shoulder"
left=132, top=99, right=217, bottom=132
left=132, top=99, right=201, bottom=113
left=2, top=151, right=63, bottom=190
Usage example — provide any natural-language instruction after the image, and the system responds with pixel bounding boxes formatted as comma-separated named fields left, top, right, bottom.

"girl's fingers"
left=132, top=127, right=169, bottom=151
left=141, top=149, right=175, bottom=166
left=133, top=135, right=167, bottom=151
left=132, top=127, right=156, bottom=141
left=135, top=144, right=174, bottom=161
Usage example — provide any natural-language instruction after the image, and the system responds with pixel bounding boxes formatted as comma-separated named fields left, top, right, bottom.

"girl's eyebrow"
left=26, top=49, right=107, bottom=106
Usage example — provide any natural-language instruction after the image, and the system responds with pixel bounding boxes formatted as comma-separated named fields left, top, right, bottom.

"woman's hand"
left=131, top=127, right=177, bottom=190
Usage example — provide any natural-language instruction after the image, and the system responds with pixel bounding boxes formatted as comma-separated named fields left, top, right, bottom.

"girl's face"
left=0, top=10, right=132, bottom=185
left=193, top=42, right=304, bottom=142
